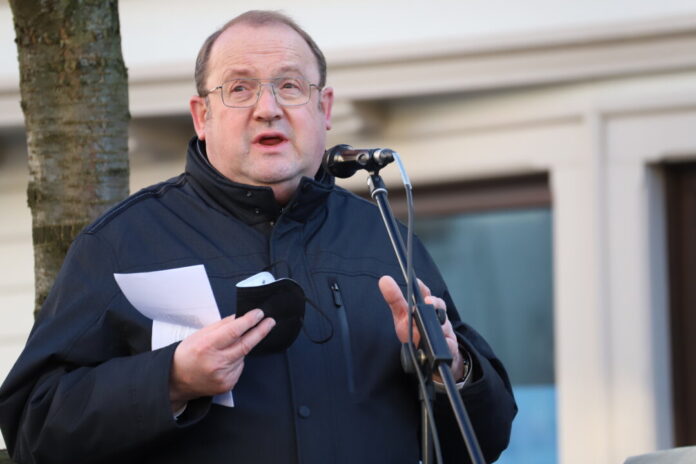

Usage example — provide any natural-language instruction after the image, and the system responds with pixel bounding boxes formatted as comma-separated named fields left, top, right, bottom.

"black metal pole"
left=420, top=372, right=437, bottom=464
left=367, top=173, right=486, bottom=464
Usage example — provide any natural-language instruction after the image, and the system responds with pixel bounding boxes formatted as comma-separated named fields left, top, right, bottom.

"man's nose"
left=253, top=83, right=282, bottom=121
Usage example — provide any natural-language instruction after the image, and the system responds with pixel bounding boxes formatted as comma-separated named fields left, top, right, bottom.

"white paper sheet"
left=114, top=264, right=233, bottom=407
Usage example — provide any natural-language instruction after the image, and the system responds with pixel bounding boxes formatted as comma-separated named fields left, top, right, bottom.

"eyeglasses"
left=204, top=77, right=322, bottom=108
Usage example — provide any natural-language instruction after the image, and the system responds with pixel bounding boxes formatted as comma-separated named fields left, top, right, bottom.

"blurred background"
left=1, top=1, right=696, bottom=463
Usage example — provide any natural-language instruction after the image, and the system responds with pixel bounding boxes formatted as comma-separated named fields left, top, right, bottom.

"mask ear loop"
left=301, top=296, right=334, bottom=344
left=263, top=260, right=333, bottom=344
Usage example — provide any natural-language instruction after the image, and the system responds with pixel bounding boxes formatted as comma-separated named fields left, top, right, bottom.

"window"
left=664, top=161, right=696, bottom=446
left=397, top=174, right=556, bottom=463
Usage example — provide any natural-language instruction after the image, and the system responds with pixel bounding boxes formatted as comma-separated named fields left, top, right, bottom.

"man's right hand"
left=169, top=309, right=276, bottom=411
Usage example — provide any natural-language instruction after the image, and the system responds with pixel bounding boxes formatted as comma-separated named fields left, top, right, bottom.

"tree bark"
left=9, top=0, right=130, bottom=316
left=0, top=449, right=12, bottom=463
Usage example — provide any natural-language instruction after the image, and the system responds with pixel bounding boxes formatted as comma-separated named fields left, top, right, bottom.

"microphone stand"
left=366, top=171, right=485, bottom=464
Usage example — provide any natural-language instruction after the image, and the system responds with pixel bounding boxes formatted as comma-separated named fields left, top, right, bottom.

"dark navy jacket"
left=0, top=138, right=516, bottom=463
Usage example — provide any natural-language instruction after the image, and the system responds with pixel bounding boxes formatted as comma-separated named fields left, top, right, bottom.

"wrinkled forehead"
left=207, top=22, right=320, bottom=86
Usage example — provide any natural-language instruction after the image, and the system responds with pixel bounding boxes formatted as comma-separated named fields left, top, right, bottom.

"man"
left=0, top=10, right=516, bottom=464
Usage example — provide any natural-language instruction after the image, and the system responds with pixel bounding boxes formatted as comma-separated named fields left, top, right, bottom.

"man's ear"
left=320, top=87, right=334, bottom=131
left=189, top=95, right=209, bottom=140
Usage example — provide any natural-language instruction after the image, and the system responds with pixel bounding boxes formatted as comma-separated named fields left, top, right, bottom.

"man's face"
left=190, top=22, right=333, bottom=204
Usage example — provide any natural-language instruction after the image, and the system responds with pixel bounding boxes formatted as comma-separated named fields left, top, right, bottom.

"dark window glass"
left=415, top=208, right=556, bottom=463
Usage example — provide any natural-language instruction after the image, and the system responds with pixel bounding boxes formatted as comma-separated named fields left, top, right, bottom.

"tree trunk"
left=9, top=0, right=130, bottom=316
left=0, top=449, right=12, bottom=463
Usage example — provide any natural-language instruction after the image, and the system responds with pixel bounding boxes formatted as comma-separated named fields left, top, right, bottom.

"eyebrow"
left=219, top=65, right=306, bottom=82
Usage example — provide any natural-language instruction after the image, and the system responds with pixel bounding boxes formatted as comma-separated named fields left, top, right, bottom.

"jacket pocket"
left=329, top=277, right=356, bottom=395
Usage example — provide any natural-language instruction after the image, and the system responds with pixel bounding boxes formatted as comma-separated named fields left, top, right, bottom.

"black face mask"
left=236, top=275, right=332, bottom=356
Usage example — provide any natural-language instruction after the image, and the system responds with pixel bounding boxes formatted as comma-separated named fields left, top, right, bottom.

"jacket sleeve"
left=413, top=240, right=518, bottom=464
left=0, top=233, right=208, bottom=464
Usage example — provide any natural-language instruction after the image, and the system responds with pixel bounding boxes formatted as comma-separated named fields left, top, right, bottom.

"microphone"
left=323, top=144, right=395, bottom=178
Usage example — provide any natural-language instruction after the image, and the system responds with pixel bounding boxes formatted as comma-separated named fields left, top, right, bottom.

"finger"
left=394, top=318, right=420, bottom=345
left=441, top=317, right=456, bottom=341
left=378, top=276, right=408, bottom=320
left=417, top=278, right=432, bottom=299
left=210, top=309, right=266, bottom=349
left=380, top=276, right=417, bottom=344
left=226, top=317, right=276, bottom=359
left=424, top=295, right=446, bottom=311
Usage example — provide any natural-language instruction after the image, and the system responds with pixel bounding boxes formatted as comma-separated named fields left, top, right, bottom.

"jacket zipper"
left=329, top=278, right=355, bottom=395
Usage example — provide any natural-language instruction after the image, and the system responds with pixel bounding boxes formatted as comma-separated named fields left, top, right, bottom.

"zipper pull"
left=330, top=281, right=343, bottom=307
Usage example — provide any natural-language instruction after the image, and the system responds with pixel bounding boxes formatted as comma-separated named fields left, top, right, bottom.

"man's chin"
left=251, top=164, right=310, bottom=186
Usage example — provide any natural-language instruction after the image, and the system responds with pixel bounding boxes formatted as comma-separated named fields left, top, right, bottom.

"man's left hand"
left=378, top=276, right=465, bottom=382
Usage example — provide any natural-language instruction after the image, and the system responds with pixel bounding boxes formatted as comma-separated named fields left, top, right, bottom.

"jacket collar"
left=185, top=137, right=334, bottom=230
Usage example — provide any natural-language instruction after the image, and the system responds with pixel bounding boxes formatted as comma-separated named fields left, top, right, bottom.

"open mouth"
left=255, top=133, right=288, bottom=147
left=259, top=136, right=284, bottom=146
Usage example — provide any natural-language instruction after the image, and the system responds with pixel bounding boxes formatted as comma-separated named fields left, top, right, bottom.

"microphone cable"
left=393, top=152, right=445, bottom=464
